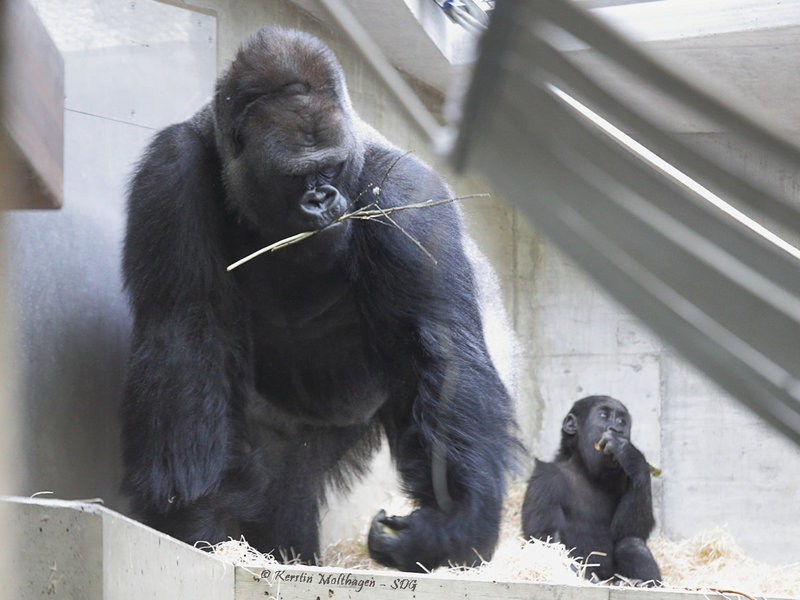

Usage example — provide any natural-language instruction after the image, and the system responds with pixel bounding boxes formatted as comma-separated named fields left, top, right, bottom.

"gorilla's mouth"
left=295, top=184, right=348, bottom=228
left=293, top=203, right=348, bottom=231
left=227, top=204, right=351, bottom=272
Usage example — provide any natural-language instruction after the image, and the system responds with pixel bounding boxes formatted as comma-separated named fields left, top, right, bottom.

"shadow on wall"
left=0, top=0, right=218, bottom=511
left=3, top=200, right=130, bottom=509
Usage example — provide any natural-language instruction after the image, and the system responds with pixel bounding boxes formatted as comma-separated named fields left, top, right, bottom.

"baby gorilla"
left=522, top=395, right=660, bottom=585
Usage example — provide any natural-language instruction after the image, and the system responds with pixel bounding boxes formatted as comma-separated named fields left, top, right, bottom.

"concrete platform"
left=3, top=496, right=760, bottom=600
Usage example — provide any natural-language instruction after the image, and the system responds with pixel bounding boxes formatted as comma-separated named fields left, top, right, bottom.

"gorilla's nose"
left=300, top=185, right=339, bottom=215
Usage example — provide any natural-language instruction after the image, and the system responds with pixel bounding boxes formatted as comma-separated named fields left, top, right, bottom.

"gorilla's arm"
left=599, top=434, right=656, bottom=541
left=372, top=319, right=515, bottom=570
left=122, top=111, right=248, bottom=514
left=521, top=460, right=568, bottom=543
left=362, top=148, right=518, bottom=571
left=522, top=460, right=617, bottom=554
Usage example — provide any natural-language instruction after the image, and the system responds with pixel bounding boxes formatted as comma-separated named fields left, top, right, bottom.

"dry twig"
left=226, top=194, right=488, bottom=272
left=225, top=152, right=489, bottom=271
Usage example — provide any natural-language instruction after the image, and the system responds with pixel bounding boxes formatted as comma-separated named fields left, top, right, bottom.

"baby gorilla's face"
left=585, top=399, right=631, bottom=445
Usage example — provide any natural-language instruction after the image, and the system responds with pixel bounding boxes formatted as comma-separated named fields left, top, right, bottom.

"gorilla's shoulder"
left=531, top=458, right=564, bottom=481
left=127, top=104, right=224, bottom=231
left=135, top=105, right=218, bottom=179
left=186, top=103, right=217, bottom=146
left=362, top=141, right=439, bottom=179
left=359, top=141, right=451, bottom=212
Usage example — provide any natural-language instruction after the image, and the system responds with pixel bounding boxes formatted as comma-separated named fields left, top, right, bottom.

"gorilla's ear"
left=229, top=108, right=252, bottom=156
left=562, top=413, right=579, bottom=436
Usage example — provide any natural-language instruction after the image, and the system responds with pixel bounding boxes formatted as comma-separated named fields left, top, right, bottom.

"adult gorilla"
left=121, top=26, right=517, bottom=572
left=522, top=396, right=660, bottom=585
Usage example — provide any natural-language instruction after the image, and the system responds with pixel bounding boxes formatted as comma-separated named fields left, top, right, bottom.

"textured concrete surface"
left=5, top=497, right=232, bottom=599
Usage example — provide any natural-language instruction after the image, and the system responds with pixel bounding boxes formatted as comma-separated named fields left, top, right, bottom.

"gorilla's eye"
left=281, top=82, right=310, bottom=96
left=319, top=163, right=343, bottom=183
left=598, top=409, right=610, bottom=420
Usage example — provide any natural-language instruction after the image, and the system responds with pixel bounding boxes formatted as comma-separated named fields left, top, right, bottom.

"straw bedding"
left=211, top=482, right=800, bottom=598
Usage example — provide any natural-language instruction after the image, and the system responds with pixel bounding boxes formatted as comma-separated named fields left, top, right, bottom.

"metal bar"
left=530, top=0, right=800, bottom=167
left=499, top=83, right=800, bottom=378
left=512, top=34, right=800, bottom=237
left=451, top=0, right=800, bottom=442
left=471, top=105, right=800, bottom=444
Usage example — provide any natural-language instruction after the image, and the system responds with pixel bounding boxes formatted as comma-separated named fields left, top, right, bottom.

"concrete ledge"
left=1, top=0, right=65, bottom=209
left=5, top=496, right=233, bottom=599
left=4, top=496, right=758, bottom=600
left=236, top=565, right=692, bottom=600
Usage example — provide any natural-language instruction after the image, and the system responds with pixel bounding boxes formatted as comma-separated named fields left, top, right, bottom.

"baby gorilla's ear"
left=562, top=412, right=579, bottom=436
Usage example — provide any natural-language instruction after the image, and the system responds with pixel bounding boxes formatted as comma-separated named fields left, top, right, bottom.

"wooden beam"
left=0, top=0, right=64, bottom=209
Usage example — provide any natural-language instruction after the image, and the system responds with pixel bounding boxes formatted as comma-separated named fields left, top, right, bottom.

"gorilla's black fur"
left=121, top=26, right=517, bottom=572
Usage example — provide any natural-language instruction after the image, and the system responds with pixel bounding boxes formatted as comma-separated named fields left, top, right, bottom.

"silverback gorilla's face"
left=214, top=29, right=365, bottom=245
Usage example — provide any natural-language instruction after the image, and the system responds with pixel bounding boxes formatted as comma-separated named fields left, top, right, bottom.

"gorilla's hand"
left=368, top=509, right=437, bottom=572
left=598, top=430, right=627, bottom=459
left=367, top=507, right=486, bottom=572
left=598, top=431, right=648, bottom=481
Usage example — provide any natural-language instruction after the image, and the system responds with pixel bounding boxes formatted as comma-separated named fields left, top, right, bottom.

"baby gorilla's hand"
left=598, top=430, right=627, bottom=461
left=598, top=431, right=649, bottom=481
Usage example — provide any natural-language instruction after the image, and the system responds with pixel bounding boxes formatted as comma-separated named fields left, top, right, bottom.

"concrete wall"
left=520, top=232, right=800, bottom=564
left=0, top=37, right=22, bottom=600
left=4, top=0, right=799, bottom=573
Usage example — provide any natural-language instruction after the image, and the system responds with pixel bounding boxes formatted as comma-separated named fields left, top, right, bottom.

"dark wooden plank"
left=0, top=0, right=64, bottom=209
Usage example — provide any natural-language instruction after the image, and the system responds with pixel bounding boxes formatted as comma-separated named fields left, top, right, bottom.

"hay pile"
left=650, top=528, right=800, bottom=598
left=211, top=483, right=800, bottom=597
left=313, top=482, right=590, bottom=584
